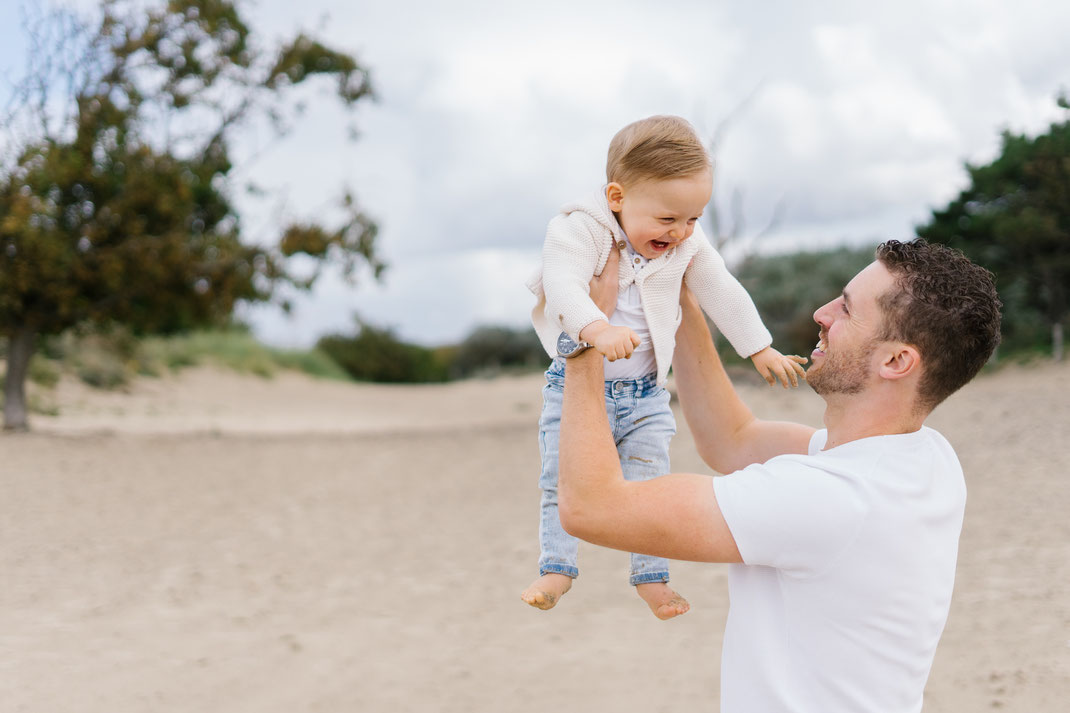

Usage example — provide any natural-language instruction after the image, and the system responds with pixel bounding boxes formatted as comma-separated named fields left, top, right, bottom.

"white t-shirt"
left=711, top=427, right=966, bottom=713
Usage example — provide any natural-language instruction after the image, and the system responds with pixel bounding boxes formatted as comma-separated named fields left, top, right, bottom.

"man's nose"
left=813, top=301, right=832, bottom=327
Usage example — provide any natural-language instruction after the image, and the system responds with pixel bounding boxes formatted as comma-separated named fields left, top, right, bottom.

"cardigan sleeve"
left=541, top=210, right=610, bottom=341
left=684, top=233, right=772, bottom=358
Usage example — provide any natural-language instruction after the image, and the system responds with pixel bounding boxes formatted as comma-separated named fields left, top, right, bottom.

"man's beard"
left=807, top=337, right=876, bottom=396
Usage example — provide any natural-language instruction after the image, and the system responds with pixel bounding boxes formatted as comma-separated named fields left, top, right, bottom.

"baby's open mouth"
left=651, top=240, right=669, bottom=250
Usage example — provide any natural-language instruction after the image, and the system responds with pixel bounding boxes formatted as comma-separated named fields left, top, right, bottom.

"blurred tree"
left=918, top=96, right=1070, bottom=361
left=0, top=0, right=382, bottom=429
left=703, top=83, right=785, bottom=254
left=733, top=246, right=874, bottom=360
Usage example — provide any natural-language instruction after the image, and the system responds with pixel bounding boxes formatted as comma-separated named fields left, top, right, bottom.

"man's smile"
left=813, top=333, right=828, bottom=358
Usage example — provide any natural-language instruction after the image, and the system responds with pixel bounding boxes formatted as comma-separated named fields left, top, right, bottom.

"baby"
left=521, top=115, right=805, bottom=619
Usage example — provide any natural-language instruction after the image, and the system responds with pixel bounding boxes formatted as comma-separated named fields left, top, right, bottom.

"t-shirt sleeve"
left=712, top=455, right=867, bottom=576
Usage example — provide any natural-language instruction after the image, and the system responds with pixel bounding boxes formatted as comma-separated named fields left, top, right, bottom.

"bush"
left=317, top=321, right=449, bottom=383
left=28, top=357, right=61, bottom=388
left=75, top=349, right=130, bottom=389
left=449, top=325, right=549, bottom=378
left=44, top=327, right=140, bottom=389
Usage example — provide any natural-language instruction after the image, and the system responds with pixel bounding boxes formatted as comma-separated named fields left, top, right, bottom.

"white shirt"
left=711, top=427, right=966, bottom=713
left=604, top=239, right=656, bottom=379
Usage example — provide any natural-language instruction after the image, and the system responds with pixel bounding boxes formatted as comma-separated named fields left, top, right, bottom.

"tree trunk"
left=1054, top=322, right=1065, bottom=362
left=3, top=328, right=36, bottom=431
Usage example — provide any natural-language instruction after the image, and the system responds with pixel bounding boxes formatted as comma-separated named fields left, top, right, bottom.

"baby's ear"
left=606, top=182, right=624, bottom=211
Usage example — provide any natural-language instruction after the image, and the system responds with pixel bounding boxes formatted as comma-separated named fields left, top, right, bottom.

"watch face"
left=557, top=332, right=580, bottom=356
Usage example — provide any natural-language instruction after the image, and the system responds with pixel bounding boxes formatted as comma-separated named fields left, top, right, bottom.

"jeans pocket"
left=544, top=361, right=566, bottom=389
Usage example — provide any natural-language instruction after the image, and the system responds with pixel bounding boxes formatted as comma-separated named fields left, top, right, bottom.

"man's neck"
left=820, top=392, right=926, bottom=450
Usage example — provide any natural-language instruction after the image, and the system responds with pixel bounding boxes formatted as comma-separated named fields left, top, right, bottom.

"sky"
left=2, top=0, right=1069, bottom=348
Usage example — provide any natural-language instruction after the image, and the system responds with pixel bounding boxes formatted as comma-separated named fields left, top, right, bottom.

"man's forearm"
left=557, top=349, right=624, bottom=540
left=673, top=292, right=814, bottom=472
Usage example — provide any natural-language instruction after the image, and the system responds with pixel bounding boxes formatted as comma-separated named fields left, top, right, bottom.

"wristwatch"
left=556, top=331, right=592, bottom=358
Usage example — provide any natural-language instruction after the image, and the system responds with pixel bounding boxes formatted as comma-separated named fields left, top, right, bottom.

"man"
left=556, top=239, right=1001, bottom=712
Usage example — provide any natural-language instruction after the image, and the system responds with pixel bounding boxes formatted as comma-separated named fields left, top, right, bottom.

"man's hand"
left=750, top=346, right=808, bottom=388
left=588, top=245, right=620, bottom=315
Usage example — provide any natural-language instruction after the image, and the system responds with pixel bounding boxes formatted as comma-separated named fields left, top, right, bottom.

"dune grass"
left=21, top=327, right=351, bottom=393
left=138, top=329, right=350, bottom=381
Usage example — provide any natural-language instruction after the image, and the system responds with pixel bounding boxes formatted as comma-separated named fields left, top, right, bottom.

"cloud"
left=3, top=0, right=1069, bottom=349
left=243, top=246, right=541, bottom=348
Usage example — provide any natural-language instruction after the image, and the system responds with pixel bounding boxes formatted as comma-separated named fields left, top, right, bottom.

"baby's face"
left=609, top=172, right=712, bottom=260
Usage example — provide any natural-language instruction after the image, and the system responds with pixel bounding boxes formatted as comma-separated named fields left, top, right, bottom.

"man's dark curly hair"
left=875, top=239, right=1002, bottom=412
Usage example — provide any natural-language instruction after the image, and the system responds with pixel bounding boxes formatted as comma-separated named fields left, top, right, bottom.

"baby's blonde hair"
left=606, top=115, right=711, bottom=187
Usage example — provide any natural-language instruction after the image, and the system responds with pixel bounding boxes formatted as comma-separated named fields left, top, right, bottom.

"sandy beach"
left=2, top=359, right=1068, bottom=711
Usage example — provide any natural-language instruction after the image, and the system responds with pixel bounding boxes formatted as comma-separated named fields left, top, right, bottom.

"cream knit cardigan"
left=526, top=192, right=772, bottom=385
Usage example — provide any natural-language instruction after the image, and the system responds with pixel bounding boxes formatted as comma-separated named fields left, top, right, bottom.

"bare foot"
left=520, top=573, right=573, bottom=610
left=636, top=582, right=690, bottom=620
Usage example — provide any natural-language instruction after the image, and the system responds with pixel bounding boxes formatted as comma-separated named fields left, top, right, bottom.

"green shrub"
left=317, top=321, right=449, bottom=383
left=449, top=325, right=548, bottom=378
left=28, top=357, right=61, bottom=388
left=75, top=350, right=130, bottom=389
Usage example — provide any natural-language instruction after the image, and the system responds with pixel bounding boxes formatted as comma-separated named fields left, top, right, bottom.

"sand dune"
left=2, top=360, right=1068, bottom=711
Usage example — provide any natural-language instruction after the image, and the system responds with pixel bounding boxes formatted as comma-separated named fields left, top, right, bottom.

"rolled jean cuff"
left=540, top=563, right=579, bottom=579
left=630, top=571, right=670, bottom=586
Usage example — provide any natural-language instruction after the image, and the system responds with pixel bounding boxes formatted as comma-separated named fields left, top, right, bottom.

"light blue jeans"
left=537, top=358, right=675, bottom=585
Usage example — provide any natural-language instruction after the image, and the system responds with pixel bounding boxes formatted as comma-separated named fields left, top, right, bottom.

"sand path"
left=2, top=361, right=1068, bottom=711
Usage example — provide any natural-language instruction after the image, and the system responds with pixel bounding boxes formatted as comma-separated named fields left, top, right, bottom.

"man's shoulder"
left=730, top=446, right=863, bottom=496
left=917, top=425, right=955, bottom=451
left=714, top=450, right=871, bottom=571
left=803, top=427, right=956, bottom=462
left=793, top=427, right=964, bottom=502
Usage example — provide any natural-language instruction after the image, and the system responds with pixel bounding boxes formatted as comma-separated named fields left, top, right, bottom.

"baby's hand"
left=595, top=325, right=641, bottom=361
left=582, top=322, right=640, bottom=361
left=750, top=346, right=808, bottom=388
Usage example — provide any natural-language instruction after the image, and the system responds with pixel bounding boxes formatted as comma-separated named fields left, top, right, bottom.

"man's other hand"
left=589, top=245, right=620, bottom=316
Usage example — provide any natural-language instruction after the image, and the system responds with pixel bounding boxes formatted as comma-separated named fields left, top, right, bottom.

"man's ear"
left=606, top=182, right=624, bottom=211
left=879, top=344, right=920, bottom=381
